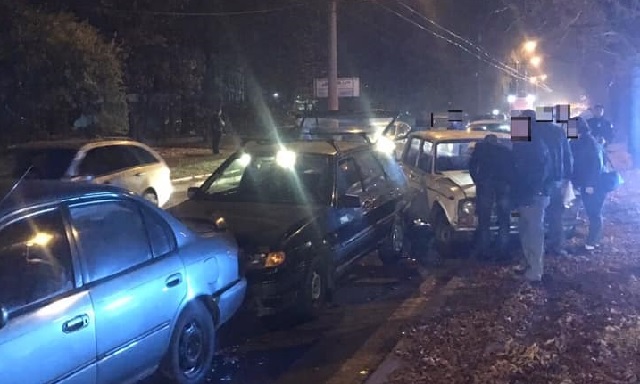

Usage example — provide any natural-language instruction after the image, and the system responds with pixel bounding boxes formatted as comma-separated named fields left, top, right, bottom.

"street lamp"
left=530, top=56, right=542, bottom=67
left=523, top=40, right=537, bottom=54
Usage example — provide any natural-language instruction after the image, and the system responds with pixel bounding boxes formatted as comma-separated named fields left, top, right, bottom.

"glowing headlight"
left=376, top=136, right=396, bottom=154
left=460, top=200, right=475, bottom=216
left=248, top=251, right=286, bottom=268
left=276, top=150, right=296, bottom=169
left=238, top=153, right=251, bottom=167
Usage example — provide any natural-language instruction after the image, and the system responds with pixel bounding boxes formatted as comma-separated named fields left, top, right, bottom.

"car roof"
left=243, top=139, right=370, bottom=156
left=409, top=130, right=511, bottom=142
left=0, top=180, right=130, bottom=219
left=8, top=137, right=146, bottom=151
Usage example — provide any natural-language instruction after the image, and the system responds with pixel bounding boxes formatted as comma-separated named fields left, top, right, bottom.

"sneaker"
left=585, top=244, right=596, bottom=251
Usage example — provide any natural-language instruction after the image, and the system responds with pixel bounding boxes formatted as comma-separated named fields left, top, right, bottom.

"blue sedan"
left=0, top=180, right=246, bottom=384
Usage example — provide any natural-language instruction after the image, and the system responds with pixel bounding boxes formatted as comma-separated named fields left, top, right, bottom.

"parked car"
left=400, top=130, right=579, bottom=256
left=467, top=119, right=511, bottom=133
left=0, top=180, right=246, bottom=384
left=170, top=136, right=412, bottom=320
left=2, top=138, right=173, bottom=207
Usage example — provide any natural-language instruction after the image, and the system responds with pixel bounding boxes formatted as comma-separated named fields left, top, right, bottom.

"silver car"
left=0, top=180, right=246, bottom=384
left=3, top=138, right=174, bottom=207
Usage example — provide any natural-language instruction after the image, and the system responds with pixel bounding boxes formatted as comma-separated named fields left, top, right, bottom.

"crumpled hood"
left=170, top=200, right=321, bottom=248
left=441, top=171, right=476, bottom=199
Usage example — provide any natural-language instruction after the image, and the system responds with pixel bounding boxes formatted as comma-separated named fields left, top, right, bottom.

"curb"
left=171, top=174, right=210, bottom=183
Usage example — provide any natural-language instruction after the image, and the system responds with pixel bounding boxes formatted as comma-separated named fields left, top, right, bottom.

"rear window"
left=1, top=148, right=78, bottom=179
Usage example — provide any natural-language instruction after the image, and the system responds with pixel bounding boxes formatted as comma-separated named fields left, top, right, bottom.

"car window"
left=337, top=158, right=363, bottom=196
left=69, top=201, right=152, bottom=282
left=78, top=145, right=139, bottom=176
left=435, top=141, right=477, bottom=173
left=404, top=138, right=421, bottom=167
left=0, top=209, right=74, bottom=313
left=353, top=151, right=387, bottom=191
left=140, top=206, right=176, bottom=257
left=205, top=155, right=250, bottom=194
left=417, top=141, right=434, bottom=173
left=128, top=145, right=160, bottom=165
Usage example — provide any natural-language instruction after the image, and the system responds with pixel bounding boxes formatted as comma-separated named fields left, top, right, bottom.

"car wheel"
left=143, top=189, right=159, bottom=206
left=433, top=210, right=454, bottom=258
left=162, top=301, right=216, bottom=384
left=296, top=257, right=328, bottom=320
left=379, top=214, right=408, bottom=265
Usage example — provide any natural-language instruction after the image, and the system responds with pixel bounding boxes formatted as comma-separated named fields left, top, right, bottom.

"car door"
left=126, top=144, right=170, bottom=195
left=77, top=145, right=142, bottom=193
left=0, top=208, right=96, bottom=384
left=333, top=157, right=368, bottom=269
left=352, top=150, right=395, bottom=245
left=67, top=198, right=186, bottom=384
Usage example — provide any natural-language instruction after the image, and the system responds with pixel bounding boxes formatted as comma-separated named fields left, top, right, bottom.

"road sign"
left=314, top=77, right=360, bottom=98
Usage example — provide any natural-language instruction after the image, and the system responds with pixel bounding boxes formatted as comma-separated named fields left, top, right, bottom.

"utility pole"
left=328, top=0, right=339, bottom=111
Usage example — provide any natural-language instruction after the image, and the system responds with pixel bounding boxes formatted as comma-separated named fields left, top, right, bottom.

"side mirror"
left=0, top=305, right=8, bottom=329
left=187, top=187, right=200, bottom=199
left=337, top=194, right=361, bottom=209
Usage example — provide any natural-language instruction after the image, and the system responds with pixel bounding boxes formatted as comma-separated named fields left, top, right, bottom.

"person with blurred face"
left=510, top=110, right=553, bottom=282
left=586, top=104, right=614, bottom=147
left=571, top=118, right=606, bottom=250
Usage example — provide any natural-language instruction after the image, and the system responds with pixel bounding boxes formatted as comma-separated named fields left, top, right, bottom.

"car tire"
left=379, top=214, right=408, bottom=265
left=161, top=301, right=216, bottom=384
left=433, top=209, right=454, bottom=258
left=296, top=257, right=328, bottom=320
left=143, top=189, right=159, bottom=206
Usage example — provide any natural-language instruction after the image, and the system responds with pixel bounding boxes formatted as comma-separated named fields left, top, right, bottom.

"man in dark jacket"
left=571, top=118, right=606, bottom=250
left=511, top=110, right=552, bottom=282
left=537, top=120, right=574, bottom=256
left=586, top=104, right=614, bottom=147
left=469, top=134, right=514, bottom=259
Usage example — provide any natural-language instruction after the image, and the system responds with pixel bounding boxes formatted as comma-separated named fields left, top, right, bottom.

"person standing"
left=571, top=118, right=606, bottom=250
left=538, top=120, right=574, bottom=256
left=210, top=105, right=225, bottom=155
left=586, top=104, right=615, bottom=148
left=469, top=134, right=514, bottom=260
left=511, top=110, right=552, bottom=282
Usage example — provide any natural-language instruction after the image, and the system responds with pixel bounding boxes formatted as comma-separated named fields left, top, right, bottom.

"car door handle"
left=165, top=273, right=183, bottom=288
left=135, top=172, right=145, bottom=177
left=62, top=314, right=89, bottom=333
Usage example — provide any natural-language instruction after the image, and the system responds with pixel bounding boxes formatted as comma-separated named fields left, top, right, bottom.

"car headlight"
left=376, top=135, right=396, bottom=154
left=247, top=251, right=286, bottom=268
left=459, top=200, right=475, bottom=216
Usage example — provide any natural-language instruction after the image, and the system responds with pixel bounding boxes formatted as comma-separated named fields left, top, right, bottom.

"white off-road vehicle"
left=400, top=130, right=579, bottom=256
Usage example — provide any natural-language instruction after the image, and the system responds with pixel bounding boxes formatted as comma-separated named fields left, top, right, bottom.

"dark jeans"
left=545, top=182, right=565, bottom=251
left=211, top=130, right=222, bottom=154
left=582, top=188, right=607, bottom=245
left=475, top=182, right=511, bottom=255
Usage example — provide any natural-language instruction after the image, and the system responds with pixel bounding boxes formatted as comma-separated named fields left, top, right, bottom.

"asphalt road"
left=152, top=192, right=434, bottom=384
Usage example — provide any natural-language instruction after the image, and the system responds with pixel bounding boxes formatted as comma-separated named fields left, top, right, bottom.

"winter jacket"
left=570, top=133, right=604, bottom=189
left=469, top=140, right=514, bottom=185
left=511, top=136, right=552, bottom=206
left=536, top=122, right=573, bottom=183
left=586, top=117, right=614, bottom=144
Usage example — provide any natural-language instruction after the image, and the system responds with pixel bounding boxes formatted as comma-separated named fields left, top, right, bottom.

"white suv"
left=401, top=130, right=578, bottom=256
left=5, top=138, right=173, bottom=207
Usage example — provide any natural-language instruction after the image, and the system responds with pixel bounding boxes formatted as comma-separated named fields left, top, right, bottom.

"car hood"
left=170, top=200, right=321, bottom=248
left=441, top=171, right=476, bottom=199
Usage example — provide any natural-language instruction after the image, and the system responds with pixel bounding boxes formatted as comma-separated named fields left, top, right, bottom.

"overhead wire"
left=391, top=0, right=553, bottom=92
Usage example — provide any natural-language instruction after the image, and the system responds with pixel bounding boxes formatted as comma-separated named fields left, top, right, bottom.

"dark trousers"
left=475, top=182, right=511, bottom=255
left=582, top=188, right=607, bottom=245
left=211, top=130, right=222, bottom=154
left=545, top=182, right=565, bottom=251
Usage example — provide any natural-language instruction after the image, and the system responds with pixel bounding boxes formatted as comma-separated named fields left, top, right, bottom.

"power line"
left=374, top=2, right=523, bottom=80
left=92, top=3, right=306, bottom=17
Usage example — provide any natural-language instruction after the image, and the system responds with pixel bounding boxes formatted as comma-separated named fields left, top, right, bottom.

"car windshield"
left=434, top=141, right=477, bottom=173
left=300, top=116, right=394, bottom=136
left=0, top=148, right=78, bottom=179
left=199, top=152, right=332, bottom=205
